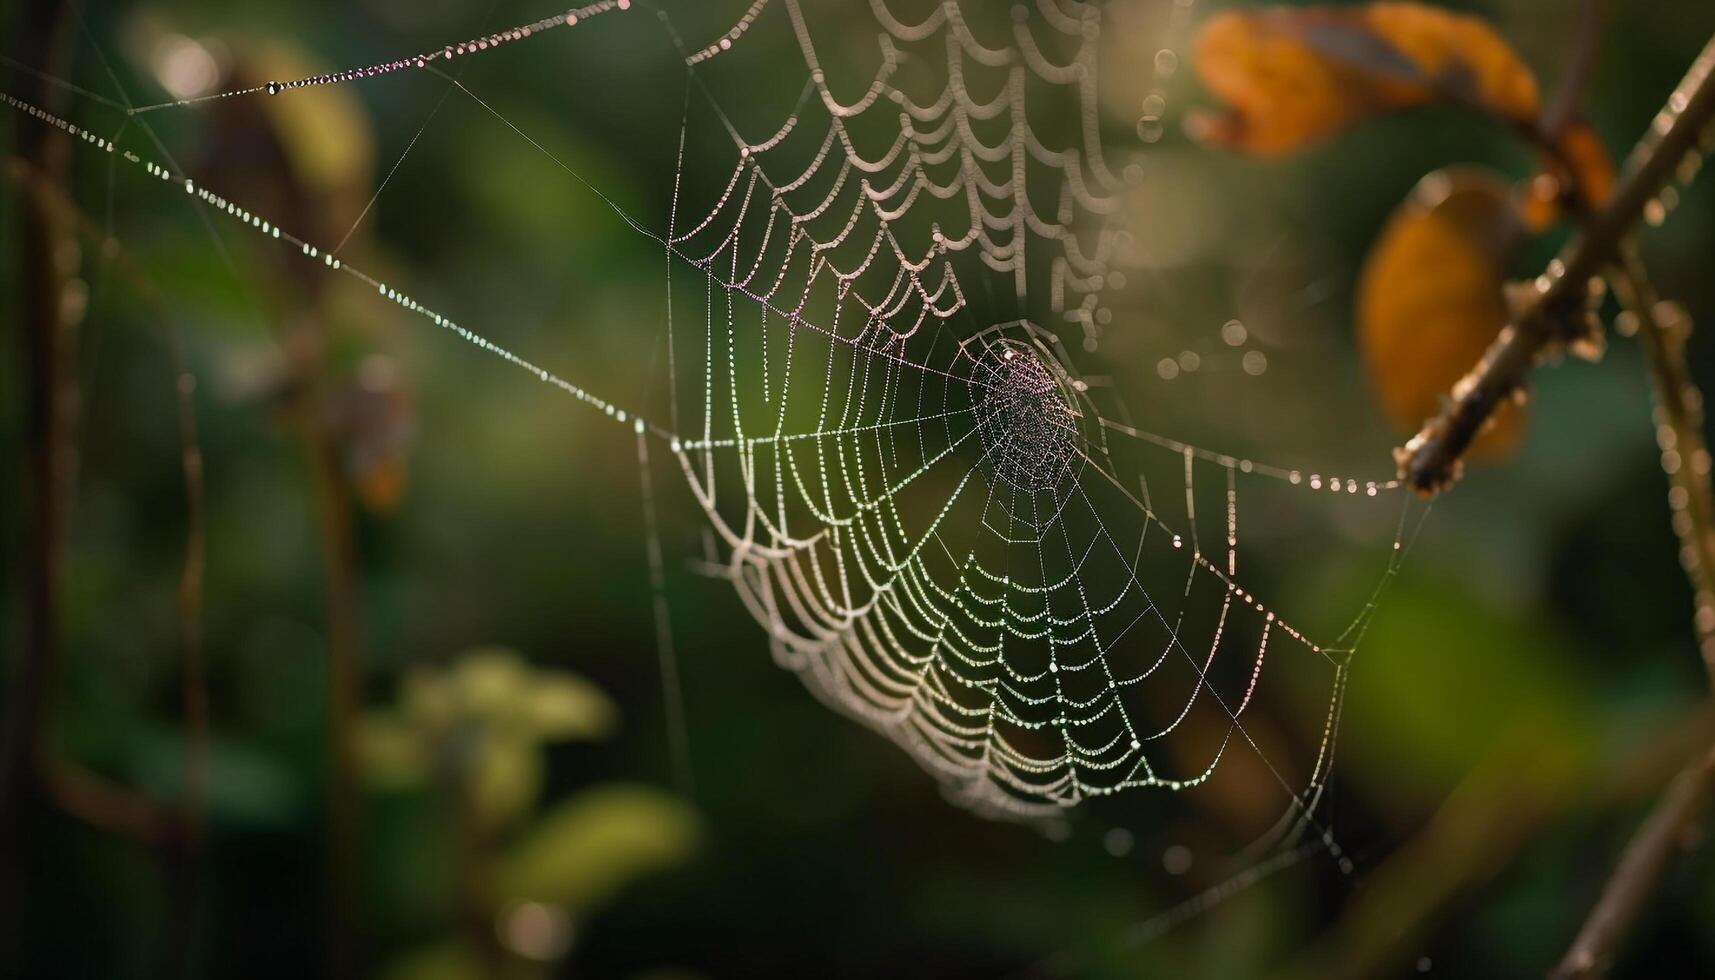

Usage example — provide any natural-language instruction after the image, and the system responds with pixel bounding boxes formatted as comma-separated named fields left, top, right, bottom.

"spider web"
left=658, top=0, right=1405, bottom=821
left=1, top=0, right=1419, bottom=845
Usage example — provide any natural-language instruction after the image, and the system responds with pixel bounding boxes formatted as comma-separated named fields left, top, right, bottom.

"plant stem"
left=7, top=139, right=215, bottom=978
left=0, top=0, right=76, bottom=969
left=1400, top=29, right=1715, bottom=494
left=448, top=761, right=505, bottom=977
left=303, top=415, right=364, bottom=977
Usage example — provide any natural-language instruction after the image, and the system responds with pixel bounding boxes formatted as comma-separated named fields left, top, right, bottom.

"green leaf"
left=497, top=784, right=699, bottom=912
left=451, top=646, right=532, bottom=719
left=358, top=712, right=429, bottom=788
left=402, top=666, right=457, bottom=731
left=470, top=732, right=544, bottom=831
left=520, top=670, right=617, bottom=743
left=126, top=730, right=302, bottom=828
left=377, top=940, right=482, bottom=980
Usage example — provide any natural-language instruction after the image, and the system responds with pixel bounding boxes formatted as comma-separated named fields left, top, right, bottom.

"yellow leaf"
left=451, top=647, right=531, bottom=719
left=358, top=712, right=428, bottom=788
left=378, top=941, right=483, bottom=980
left=402, top=667, right=457, bottom=731
left=497, top=785, right=699, bottom=913
left=523, top=671, right=618, bottom=743
left=1358, top=167, right=1525, bottom=457
left=1191, top=3, right=1540, bottom=156
left=470, top=732, right=544, bottom=831
left=251, top=43, right=375, bottom=203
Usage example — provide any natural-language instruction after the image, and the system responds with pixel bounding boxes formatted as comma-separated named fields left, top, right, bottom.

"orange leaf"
left=1557, top=123, right=1616, bottom=206
left=1358, top=167, right=1525, bottom=458
left=328, top=355, right=415, bottom=515
left=1520, top=122, right=1616, bottom=230
left=1191, top=3, right=1540, bottom=156
left=356, top=456, right=409, bottom=515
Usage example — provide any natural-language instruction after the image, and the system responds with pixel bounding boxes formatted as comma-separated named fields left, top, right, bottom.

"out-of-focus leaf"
left=1521, top=122, right=1617, bottom=230
left=126, top=730, right=301, bottom=828
left=452, top=646, right=531, bottom=720
left=355, top=457, right=409, bottom=514
left=190, top=40, right=375, bottom=251
left=1556, top=123, right=1616, bottom=207
left=497, top=784, right=699, bottom=913
left=373, top=648, right=619, bottom=825
left=522, top=670, right=618, bottom=742
left=403, top=666, right=457, bottom=731
left=326, top=355, right=415, bottom=515
left=378, top=940, right=482, bottom=980
left=1358, top=167, right=1525, bottom=457
left=1191, top=2, right=1539, bottom=155
left=359, top=712, right=428, bottom=788
left=401, top=647, right=530, bottom=733
left=402, top=647, right=616, bottom=743
left=471, top=732, right=544, bottom=831
left=252, top=43, right=375, bottom=203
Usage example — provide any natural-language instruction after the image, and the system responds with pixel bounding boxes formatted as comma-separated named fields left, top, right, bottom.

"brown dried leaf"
left=1520, top=122, right=1616, bottom=230
left=1359, top=167, right=1526, bottom=457
left=326, top=355, right=415, bottom=514
left=1191, top=2, right=1540, bottom=156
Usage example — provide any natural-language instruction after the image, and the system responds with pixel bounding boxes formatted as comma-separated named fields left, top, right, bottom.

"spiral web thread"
left=1, top=0, right=1415, bottom=836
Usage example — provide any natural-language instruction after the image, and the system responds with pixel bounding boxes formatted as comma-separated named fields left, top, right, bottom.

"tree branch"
left=1272, top=708, right=1715, bottom=980
left=1549, top=226, right=1715, bottom=980
left=1542, top=26, right=1715, bottom=980
left=1399, top=29, right=1715, bottom=495
left=1551, top=742, right=1715, bottom=979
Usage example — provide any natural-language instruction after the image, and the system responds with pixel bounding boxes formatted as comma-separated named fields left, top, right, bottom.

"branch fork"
left=1397, top=31, right=1715, bottom=496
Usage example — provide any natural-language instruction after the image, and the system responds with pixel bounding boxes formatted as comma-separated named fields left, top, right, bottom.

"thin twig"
left=1544, top=0, right=1605, bottom=137
left=1551, top=743, right=1715, bottom=979
left=1399, top=30, right=1715, bottom=494
left=1550, top=248, right=1715, bottom=980
left=1547, top=25, right=1715, bottom=980
left=175, top=370, right=210, bottom=835
left=169, top=334, right=210, bottom=976
left=1612, top=251, right=1715, bottom=690
left=39, top=765, right=180, bottom=846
